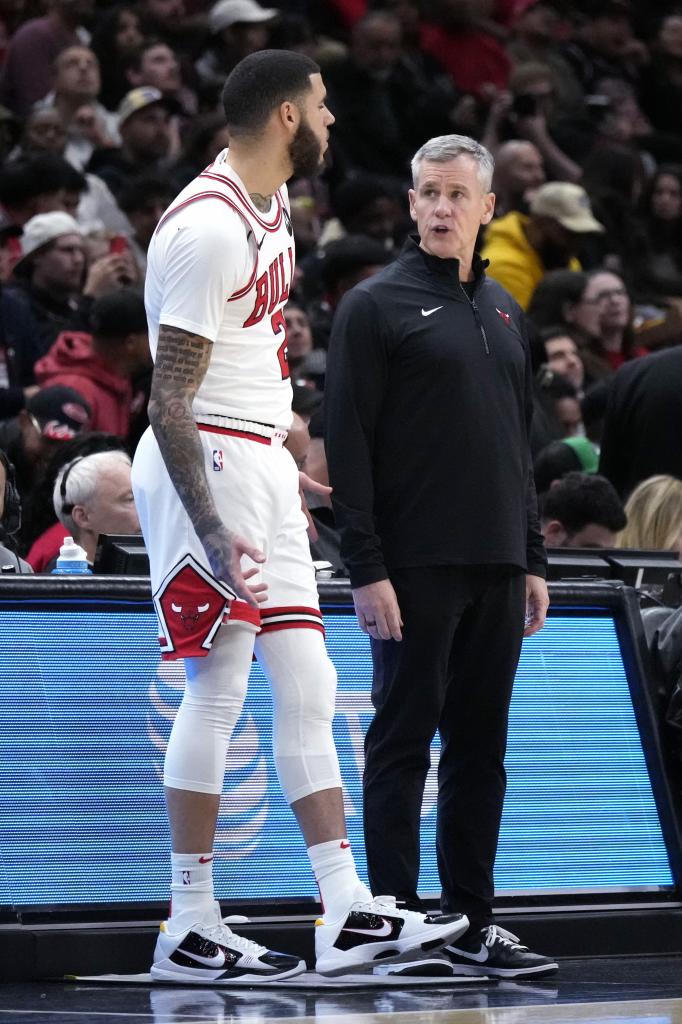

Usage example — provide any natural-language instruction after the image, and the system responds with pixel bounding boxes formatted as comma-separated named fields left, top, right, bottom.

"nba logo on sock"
left=212, top=449, right=224, bottom=472
left=182, top=870, right=191, bottom=885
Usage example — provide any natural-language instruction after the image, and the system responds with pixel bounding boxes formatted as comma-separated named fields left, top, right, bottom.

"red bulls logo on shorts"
left=155, top=556, right=235, bottom=660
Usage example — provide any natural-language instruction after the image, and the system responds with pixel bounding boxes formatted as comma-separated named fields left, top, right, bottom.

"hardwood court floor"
left=3, top=957, right=682, bottom=1024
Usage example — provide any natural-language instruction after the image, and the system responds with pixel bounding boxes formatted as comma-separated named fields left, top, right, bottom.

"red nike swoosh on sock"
left=198, top=856, right=214, bottom=863
left=339, top=841, right=350, bottom=849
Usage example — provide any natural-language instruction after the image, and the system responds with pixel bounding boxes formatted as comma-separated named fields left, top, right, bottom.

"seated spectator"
left=534, top=436, right=600, bottom=495
left=118, top=176, right=174, bottom=273
left=124, top=38, right=197, bottom=120
left=507, top=0, right=583, bottom=113
left=579, top=270, right=647, bottom=382
left=531, top=324, right=586, bottom=395
left=637, top=164, right=682, bottom=299
left=617, top=475, right=682, bottom=557
left=52, top=450, right=140, bottom=567
left=482, top=182, right=604, bottom=309
left=0, top=154, right=72, bottom=226
left=9, top=212, right=136, bottom=355
left=324, top=10, right=460, bottom=179
left=0, top=261, right=42, bottom=420
left=540, top=470, right=627, bottom=548
left=283, top=301, right=315, bottom=372
left=482, top=61, right=582, bottom=183
left=35, top=289, right=151, bottom=441
left=561, top=0, right=642, bottom=97
left=0, top=384, right=91, bottom=510
left=527, top=269, right=601, bottom=349
left=13, top=110, right=130, bottom=236
left=24, top=430, right=126, bottom=569
left=599, top=348, right=682, bottom=499
left=580, top=143, right=646, bottom=284
left=533, top=368, right=583, bottom=451
left=640, top=12, right=682, bottom=139
left=0, top=0, right=92, bottom=116
left=171, top=111, right=230, bottom=190
left=491, top=140, right=545, bottom=218
left=196, top=0, right=277, bottom=96
left=419, top=0, right=511, bottom=97
left=90, top=5, right=145, bottom=111
left=88, top=87, right=175, bottom=198
left=320, top=176, right=405, bottom=249
left=0, top=448, right=32, bottom=573
left=33, top=45, right=119, bottom=170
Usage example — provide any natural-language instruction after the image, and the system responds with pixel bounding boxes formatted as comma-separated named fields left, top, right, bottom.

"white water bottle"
left=52, top=536, right=92, bottom=575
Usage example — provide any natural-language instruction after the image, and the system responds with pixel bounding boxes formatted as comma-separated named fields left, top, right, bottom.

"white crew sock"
left=307, top=839, right=372, bottom=921
left=168, top=852, right=215, bottom=933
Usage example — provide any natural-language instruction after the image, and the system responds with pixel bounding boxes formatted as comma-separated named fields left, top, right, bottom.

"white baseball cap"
left=17, top=212, right=83, bottom=266
left=209, top=0, right=278, bottom=34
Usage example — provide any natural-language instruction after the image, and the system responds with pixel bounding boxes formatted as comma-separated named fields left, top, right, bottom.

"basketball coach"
left=325, top=134, right=557, bottom=978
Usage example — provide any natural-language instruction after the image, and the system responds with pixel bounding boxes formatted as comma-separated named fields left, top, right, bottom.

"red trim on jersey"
left=199, top=169, right=283, bottom=232
left=226, top=599, right=261, bottom=629
left=153, top=191, right=256, bottom=300
left=261, top=605, right=322, bottom=618
left=196, top=423, right=272, bottom=445
left=229, top=249, right=258, bottom=302
left=259, top=620, right=326, bottom=636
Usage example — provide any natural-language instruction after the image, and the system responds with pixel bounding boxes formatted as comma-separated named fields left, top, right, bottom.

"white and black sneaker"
left=443, top=925, right=558, bottom=978
left=150, top=901, right=306, bottom=985
left=315, top=894, right=469, bottom=976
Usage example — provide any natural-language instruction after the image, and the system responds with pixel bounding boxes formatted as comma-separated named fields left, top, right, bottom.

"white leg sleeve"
left=254, top=627, right=342, bottom=804
left=163, top=626, right=255, bottom=795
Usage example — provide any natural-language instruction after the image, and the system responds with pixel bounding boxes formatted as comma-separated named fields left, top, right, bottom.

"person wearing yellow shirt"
left=482, top=182, right=604, bottom=309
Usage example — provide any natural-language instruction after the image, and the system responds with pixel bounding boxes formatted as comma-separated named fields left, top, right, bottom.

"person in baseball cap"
left=0, top=384, right=91, bottom=507
left=482, top=182, right=604, bottom=309
left=197, top=0, right=278, bottom=90
left=88, top=87, right=175, bottom=197
left=14, top=212, right=83, bottom=273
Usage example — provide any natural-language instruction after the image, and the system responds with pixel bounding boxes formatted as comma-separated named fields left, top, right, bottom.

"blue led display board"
left=0, top=600, right=675, bottom=908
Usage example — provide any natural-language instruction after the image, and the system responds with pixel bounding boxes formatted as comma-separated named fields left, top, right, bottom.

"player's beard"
left=289, top=115, right=323, bottom=178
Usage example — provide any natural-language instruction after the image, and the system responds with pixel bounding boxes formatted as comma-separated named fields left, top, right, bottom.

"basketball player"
left=131, top=50, right=468, bottom=984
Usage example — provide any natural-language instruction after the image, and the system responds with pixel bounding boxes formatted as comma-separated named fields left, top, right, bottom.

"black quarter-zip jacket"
left=324, top=236, right=547, bottom=588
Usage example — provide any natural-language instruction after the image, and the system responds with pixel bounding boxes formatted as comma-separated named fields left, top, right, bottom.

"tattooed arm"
left=148, top=324, right=267, bottom=605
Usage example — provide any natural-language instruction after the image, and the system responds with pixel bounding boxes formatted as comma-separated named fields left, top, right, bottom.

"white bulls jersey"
left=145, top=150, right=296, bottom=427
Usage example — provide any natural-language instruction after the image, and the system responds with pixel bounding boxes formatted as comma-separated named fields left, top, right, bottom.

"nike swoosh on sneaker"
left=344, top=918, right=394, bottom=938
left=450, top=943, right=489, bottom=963
left=421, top=306, right=443, bottom=317
left=182, top=948, right=227, bottom=968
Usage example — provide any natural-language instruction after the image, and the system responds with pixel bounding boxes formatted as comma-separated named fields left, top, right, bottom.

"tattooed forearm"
left=249, top=192, right=272, bottom=213
left=148, top=324, right=223, bottom=542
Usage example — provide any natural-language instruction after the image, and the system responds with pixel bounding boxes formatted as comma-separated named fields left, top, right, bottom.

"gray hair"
left=53, top=450, right=131, bottom=533
left=411, top=135, right=495, bottom=192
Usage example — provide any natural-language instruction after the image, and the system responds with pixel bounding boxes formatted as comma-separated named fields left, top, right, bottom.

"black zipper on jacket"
left=459, top=283, right=490, bottom=356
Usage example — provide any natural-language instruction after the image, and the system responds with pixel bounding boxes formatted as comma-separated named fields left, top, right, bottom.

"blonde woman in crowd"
left=618, top=475, right=682, bottom=557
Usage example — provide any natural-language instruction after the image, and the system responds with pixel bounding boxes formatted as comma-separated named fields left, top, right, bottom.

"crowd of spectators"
left=0, top=0, right=682, bottom=576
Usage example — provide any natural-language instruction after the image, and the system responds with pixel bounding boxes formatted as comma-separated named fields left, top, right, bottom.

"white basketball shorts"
left=131, top=417, right=324, bottom=661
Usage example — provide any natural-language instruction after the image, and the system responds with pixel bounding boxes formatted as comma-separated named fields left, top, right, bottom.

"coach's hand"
left=524, top=574, right=549, bottom=637
left=352, top=579, right=403, bottom=642
left=203, top=527, right=268, bottom=608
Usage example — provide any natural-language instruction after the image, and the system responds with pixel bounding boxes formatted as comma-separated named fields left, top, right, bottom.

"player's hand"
left=352, top=578, right=403, bottom=642
left=524, top=574, right=549, bottom=637
left=298, top=470, right=332, bottom=542
left=203, top=528, right=268, bottom=608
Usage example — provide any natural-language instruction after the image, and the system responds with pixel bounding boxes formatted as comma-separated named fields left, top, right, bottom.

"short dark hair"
left=90, top=288, right=147, bottom=342
left=541, top=471, right=626, bottom=534
left=221, top=49, right=320, bottom=138
left=118, top=174, right=173, bottom=213
left=0, top=155, right=76, bottom=207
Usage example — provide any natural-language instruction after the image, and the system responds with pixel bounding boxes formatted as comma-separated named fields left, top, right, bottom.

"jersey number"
left=271, top=309, right=289, bottom=380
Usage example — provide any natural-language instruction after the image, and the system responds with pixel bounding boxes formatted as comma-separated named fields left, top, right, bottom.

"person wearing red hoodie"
left=35, top=288, right=151, bottom=441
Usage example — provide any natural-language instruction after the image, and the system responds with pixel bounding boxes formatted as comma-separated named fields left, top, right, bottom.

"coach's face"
left=409, top=156, right=494, bottom=267
left=289, top=73, right=335, bottom=178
